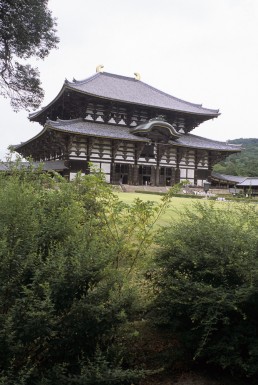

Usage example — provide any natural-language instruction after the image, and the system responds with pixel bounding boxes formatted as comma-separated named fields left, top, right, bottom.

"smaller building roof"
left=211, top=173, right=258, bottom=187
left=237, top=178, right=258, bottom=187
left=40, top=160, right=68, bottom=171
left=0, top=160, right=67, bottom=172
left=0, top=163, right=8, bottom=171
left=211, top=172, right=246, bottom=184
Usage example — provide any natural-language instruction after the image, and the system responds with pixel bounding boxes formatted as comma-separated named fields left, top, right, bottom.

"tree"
left=152, top=201, right=258, bottom=380
left=0, top=0, right=59, bottom=111
left=213, top=138, right=258, bottom=177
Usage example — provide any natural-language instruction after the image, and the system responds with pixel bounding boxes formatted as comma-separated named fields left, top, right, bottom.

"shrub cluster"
left=152, top=201, right=258, bottom=380
left=0, top=167, right=155, bottom=384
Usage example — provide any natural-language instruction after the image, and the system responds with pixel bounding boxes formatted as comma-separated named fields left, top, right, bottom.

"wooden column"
left=155, top=166, right=160, bottom=186
left=151, top=166, right=156, bottom=186
left=175, top=148, right=181, bottom=184
left=133, top=165, right=139, bottom=185
left=110, top=162, right=116, bottom=184
left=194, top=150, right=199, bottom=185
left=175, top=168, right=180, bottom=184
left=208, top=151, right=211, bottom=180
left=128, top=164, right=133, bottom=185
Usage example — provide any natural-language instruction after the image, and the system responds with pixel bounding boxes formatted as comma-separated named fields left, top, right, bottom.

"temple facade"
left=15, top=69, right=241, bottom=186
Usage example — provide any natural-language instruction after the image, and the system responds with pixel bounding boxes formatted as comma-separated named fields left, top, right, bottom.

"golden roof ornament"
left=134, top=72, right=141, bottom=80
left=96, top=64, right=104, bottom=73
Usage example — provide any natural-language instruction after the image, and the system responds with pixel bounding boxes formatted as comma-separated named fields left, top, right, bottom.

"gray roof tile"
left=0, top=161, right=67, bottom=172
left=15, top=119, right=241, bottom=153
left=211, top=173, right=258, bottom=186
left=0, top=163, right=8, bottom=171
left=175, top=134, right=242, bottom=151
left=46, top=118, right=150, bottom=142
left=67, top=72, right=219, bottom=115
left=237, top=178, right=258, bottom=186
left=30, top=72, right=220, bottom=120
left=211, top=172, right=246, bottom=183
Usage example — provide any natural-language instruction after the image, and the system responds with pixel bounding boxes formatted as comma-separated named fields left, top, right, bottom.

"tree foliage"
left=152, top=201, right=258, bottom=379
left=0, top=165, right=164, bottom=384
left=213, top=138, right=258, bottom=177
left=0, top=0, right=59, bottom=111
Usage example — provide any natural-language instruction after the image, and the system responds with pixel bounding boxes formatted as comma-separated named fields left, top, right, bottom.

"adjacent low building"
left=211, top=172, right=258, bottom=196
left=15, top=69, right=241, bottom=186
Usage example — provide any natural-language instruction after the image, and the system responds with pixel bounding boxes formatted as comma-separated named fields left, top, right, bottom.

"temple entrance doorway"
left=160, top=167, right=173, bottom=186
left=139, top=165, right=152, bottom=185
left=112, top=163, right=129, bottom=184
left=121, top=174, right=128, bottom=184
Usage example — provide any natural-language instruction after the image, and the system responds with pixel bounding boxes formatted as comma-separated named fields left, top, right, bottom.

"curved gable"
left=130, top=117, right=181, bottom=142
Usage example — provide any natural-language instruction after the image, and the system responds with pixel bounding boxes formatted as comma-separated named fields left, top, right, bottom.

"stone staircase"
left=116, top=185, right=231, bottom=196
left=118, top=184, right=171, bottom=193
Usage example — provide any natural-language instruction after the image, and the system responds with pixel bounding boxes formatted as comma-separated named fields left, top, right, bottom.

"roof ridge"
left=58, top=117, right=84, bottom=124
left=70, top=71, right=219, bottom=114
left=139, top=80, right=219, bottom=113
left=47, top=117, right=84, bottom=125
left=212, top=171, right=246, bottom=179
left=30, top=71, right=220, bottom=121
left=66, top=72, right=101, bottom=86
left=67, top=71, right=141, bottom=84
left=101, top=72, right=138, bottom=81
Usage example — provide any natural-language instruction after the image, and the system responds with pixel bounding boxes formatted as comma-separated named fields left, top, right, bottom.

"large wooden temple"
left=15, top=68, right=241, bottom=186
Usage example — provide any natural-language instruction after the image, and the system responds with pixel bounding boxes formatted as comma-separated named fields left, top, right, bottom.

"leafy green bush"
left=152, top=201, right=258, bottom=379
left=0, top=167, right=157, bottom=384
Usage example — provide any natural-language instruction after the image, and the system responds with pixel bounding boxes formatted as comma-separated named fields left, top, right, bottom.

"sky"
left=1, top=0, right=258, bottom=160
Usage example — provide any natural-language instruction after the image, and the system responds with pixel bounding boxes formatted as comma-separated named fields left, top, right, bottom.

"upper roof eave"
left=67, top=72, right=220, bottom=116
left=29, top=83, right=68, bottom=121
left=29, top=71, right=220, bottom=121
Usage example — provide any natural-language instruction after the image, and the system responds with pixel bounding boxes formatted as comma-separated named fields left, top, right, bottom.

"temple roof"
left=0, top=160, right=67, bottom=172
left=15, top=118, right=241, bottom=153
left=237, top=177, right=258, bottom=186
left=47, top=118, right=149, bottom=142
left=0, top=163, right=8, bottom=171
left=130, top=117, right=182, bottom=141
left=174, top=135, right=242, bottom=151
left=211, top=173, right=258, bottom=187
left=211, top=172, right=246, bottom=184
left=30, top=72, right=220, bottom=120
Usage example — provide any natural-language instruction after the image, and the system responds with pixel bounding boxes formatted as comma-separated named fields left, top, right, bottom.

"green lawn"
left=116, top=192, right=196, bottom=227
left=116, top=191, right=258, bottom=228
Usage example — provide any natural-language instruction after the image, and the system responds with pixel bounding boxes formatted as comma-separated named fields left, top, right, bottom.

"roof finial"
left=96, top=64, right=104, bottom=73
left=134, top=72, right=141, bottom=80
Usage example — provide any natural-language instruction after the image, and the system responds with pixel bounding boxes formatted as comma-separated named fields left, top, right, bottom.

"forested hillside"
left=213, top=138, right=258, bottom=176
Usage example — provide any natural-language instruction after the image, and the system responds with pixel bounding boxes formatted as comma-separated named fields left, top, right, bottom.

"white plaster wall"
left=187, top=169, right=195, bottom=178
left=70, top=172, right=85, bottom=181
left=101, top=163, right=111, bottom=173
left=91, top=162, right=101, bottom=171
left=180, top=168, right=187, bottom=178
